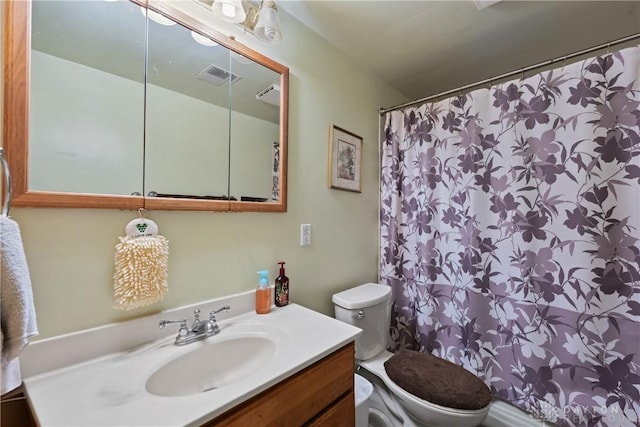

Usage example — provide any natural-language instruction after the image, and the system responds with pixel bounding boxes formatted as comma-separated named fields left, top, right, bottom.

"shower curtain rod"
left=380, top=32, right=640, bottom=114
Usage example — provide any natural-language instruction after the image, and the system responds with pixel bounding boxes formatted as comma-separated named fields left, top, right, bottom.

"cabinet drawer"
left=305, top=391, right=355, bottom=427
left=208, top=342, right=355, bottom=426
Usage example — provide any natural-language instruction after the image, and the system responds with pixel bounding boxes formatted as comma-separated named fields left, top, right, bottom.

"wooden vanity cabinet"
left=1, top=386, right=37, bottom=427
left=206, top=342, right=355, bottom=426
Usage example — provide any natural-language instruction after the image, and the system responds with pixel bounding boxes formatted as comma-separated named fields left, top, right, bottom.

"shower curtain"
left=380, top=46, right=640, bottom=427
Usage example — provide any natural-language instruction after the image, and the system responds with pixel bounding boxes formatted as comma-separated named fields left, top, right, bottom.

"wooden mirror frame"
left=2, top=0, right=288, bottom=212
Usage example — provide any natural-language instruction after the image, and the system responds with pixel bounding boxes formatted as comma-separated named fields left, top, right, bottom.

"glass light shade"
left=211, top=0, right=246, bottom=24
left=191, top=31, right=219, bottom=47
left=140, top=7, right=176, bottom=26
left=231, top=51, right=253, bottom=64
left=254, top=7, right=282, bottom=44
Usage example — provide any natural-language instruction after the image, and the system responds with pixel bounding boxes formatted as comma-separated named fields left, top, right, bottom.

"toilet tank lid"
left=332, top=283, right=391, bottom=309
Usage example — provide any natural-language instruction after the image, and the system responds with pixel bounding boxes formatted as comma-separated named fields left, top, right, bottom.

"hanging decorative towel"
left=113, top=212, right=169, bottom=310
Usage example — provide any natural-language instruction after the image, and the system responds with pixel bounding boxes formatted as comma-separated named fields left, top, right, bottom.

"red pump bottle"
left=275, top=261, right=289, bottom=307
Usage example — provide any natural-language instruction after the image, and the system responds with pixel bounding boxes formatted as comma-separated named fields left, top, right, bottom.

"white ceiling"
left=30, top=0, right=640, bottom=112
left=278, top=1, right=640, bottom=103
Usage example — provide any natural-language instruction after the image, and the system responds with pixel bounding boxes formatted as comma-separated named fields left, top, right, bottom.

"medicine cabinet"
left=3, top=0, right=288, bottom=212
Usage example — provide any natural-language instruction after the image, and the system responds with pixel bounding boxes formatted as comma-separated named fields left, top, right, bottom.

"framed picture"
left=328, top=125, right=363, bottom=192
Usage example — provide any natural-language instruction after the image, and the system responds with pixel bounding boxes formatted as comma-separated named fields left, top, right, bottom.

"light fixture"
left=191, top=31, right=219, bottom=47
left=194, top=0, right=283, bottom=44
left=231, top=51, right=253, bottom=64
left=253, top=0, right=282, bottom=44
left=211, top=0, right=246, bottom=24
left=140, top=7, right=177, bottom=26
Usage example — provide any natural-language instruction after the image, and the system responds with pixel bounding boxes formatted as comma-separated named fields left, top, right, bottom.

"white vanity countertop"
left=23, top=302, right=360, bottom=427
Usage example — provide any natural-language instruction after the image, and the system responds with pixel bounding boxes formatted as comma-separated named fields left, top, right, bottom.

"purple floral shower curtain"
left=380, top=46, right=640, bottom=427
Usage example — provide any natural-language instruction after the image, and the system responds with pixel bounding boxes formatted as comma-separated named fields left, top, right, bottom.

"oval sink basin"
left=146, top=335, right=276, bottom=397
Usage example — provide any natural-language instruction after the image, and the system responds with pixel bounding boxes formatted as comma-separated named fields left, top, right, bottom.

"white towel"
left=0, top=216, right=38, bottom=394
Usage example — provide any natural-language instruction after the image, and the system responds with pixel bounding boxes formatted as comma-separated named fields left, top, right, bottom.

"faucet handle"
left=158, top=318, right=188, bottom=337
left=206, top=306, right=230, bottom=336
left=159, top=318, right=187, bottom=328
left=210, top=305, right=230, bottom=317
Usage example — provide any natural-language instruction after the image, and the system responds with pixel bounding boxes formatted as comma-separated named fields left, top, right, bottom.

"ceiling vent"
left=256, top=84, right=280, bottom=106
left=196, top=64, right=242, bottom=86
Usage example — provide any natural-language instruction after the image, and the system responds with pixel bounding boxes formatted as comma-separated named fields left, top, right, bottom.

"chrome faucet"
left=190, top=309, right=207, bottom=335
left=159, top=305, right=230, bottom=346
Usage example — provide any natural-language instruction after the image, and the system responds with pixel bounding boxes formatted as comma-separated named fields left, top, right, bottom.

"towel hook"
left=0, top=148, right=12, bottom=217
left=138, top=207, right=146, bottom=218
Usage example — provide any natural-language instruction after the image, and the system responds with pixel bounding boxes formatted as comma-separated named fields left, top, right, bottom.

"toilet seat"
left=384, top=349, right=492, bottom=411
left=359, top=350, right=490, bottom=426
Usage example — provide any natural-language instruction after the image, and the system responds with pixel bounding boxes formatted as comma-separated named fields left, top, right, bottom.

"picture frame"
left=328, top=125, right=363, bottom=192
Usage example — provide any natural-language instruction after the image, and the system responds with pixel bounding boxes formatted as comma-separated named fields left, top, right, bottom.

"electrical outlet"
left=300, top=224, right=311, bottom=246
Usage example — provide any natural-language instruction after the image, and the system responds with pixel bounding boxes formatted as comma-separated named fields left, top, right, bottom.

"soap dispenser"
left=275, top=261, right=289, bottom=307
left=256, top=270, right=271, bottom=314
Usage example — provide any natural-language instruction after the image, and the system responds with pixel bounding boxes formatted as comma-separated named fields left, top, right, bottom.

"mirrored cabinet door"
left=144, top=12, right=231, bottom=211
left=228, top=52, right=281, bottom=205
left=30, top=0, right=146, bottom=197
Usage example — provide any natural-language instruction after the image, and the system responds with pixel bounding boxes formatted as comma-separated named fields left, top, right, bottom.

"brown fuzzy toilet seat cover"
left=384, top=349, right=492, bottom=410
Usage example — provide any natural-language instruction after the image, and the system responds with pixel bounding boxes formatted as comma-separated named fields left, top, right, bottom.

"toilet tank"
left=332, top=283, right=391, bottom=360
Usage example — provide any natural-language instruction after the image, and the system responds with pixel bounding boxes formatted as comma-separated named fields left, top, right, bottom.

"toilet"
left=333, top=283, right=491, bottom=427
left=355, top=373, right=373, bottom=427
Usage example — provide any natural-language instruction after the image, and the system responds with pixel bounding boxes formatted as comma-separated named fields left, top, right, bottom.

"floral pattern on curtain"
left=380, top=46, right=640, bottom=427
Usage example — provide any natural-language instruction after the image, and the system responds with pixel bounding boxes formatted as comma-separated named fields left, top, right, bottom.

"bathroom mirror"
left=143, top=7, right=231, bottom=209
left=229, top=51, right=282, bottom=206
left=2, top=0, right=289, bottom=212
left=29, top=0, right=146, bottom=198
